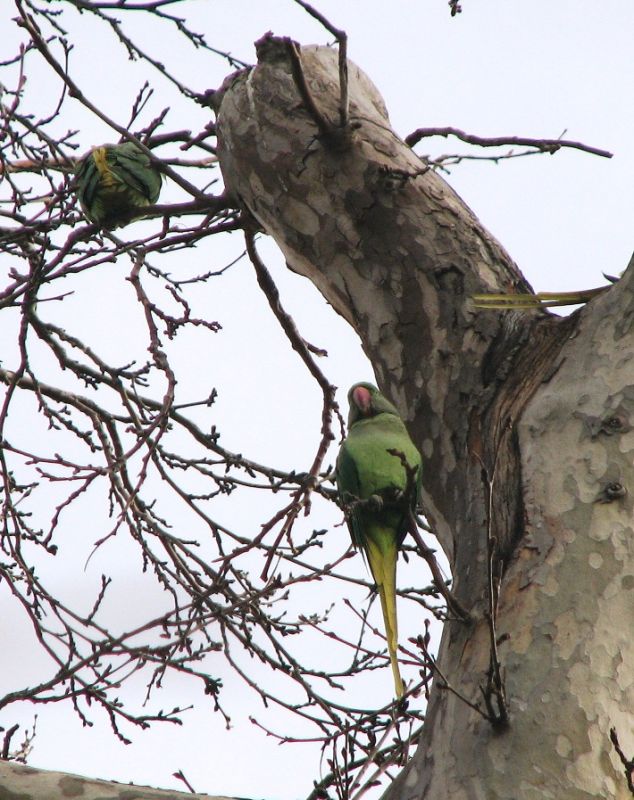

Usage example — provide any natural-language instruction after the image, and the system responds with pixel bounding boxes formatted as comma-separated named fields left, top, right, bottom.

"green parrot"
left=336, top=382, right=422, bottom=698
left=75, top=141, right=162, bottom=228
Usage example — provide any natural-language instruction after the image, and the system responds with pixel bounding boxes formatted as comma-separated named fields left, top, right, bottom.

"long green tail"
left=365, top=533, right=403, bottom=698
left=472, top=287, right=607, bottom=309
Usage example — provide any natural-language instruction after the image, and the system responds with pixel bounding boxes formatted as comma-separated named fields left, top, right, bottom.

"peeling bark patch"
left=588, top=552, right=604, bottom=569
left=556, top=734, right=573, bottom=758
left=553, top=609, right=584, bottom=661
left=621, top=575, right=634, bottom=590
left=279, top=196, right=320, bottom=235
left=59, top=776, right=85, bottom=796
left=583, top=409, right=633, bottom=439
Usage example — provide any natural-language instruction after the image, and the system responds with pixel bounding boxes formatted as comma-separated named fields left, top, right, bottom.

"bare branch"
left=405, top=125, right=613, bottom=159
left=292, top=0, right=349, bottom=127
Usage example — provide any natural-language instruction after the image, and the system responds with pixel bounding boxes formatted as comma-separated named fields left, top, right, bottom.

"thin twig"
left=407, top=515, right=471, bottom=622
left=14, top=1, right=208, bottom=199
left=293, top=0, right=349, bottom=127
left=173, top=770, right=197, bottom=794
left=477, top=448, right=510, bottom=730
left=244, top=229, right=341, bottom=580
left=1, top=724, right=20, bottom=760
left=383, top=448, right=470, bottom=621
left=417, top=636, right=489, bottom=721
left=286, top=39, right=334, bottom=139
left=405, top=126, right=612, bottom=159
left=348, top=713, right=399, bottom=800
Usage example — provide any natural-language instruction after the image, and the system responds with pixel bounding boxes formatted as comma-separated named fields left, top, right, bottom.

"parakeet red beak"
left=352, top=385, right=372, bottom=415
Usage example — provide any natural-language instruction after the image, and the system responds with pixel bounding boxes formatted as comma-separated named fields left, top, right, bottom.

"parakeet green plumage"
left=75, top=142, right=162, bottom=228
left=336, top=382, right=422, bottom=698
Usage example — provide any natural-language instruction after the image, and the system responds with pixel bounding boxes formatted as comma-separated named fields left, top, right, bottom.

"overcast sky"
left=1, top=2, right=633, bottom=798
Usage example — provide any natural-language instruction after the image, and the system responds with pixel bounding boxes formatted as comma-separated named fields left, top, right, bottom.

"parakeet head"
left=346, top=382, right=401, bottom=426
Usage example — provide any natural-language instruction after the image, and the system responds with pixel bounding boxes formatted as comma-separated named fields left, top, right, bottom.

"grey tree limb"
left=0, top=759, right=241, bottom=800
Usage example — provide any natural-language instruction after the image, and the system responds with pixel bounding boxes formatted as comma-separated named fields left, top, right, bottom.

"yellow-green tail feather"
left=91, top=147, right=117, bottom=188
left=471, top=287, right=606, bottom=309
left=365, top=533, right=403, bottom=698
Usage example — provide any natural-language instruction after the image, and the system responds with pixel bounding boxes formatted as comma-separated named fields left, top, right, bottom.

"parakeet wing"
left=110, top=143, right=162, bottom=203
left=335, top=441, right=364, bottom=549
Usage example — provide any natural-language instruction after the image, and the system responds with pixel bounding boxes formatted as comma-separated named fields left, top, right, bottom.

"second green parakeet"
left=75, top=141, right=162, bottom=228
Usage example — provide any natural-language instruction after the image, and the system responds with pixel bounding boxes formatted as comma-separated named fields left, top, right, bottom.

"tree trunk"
left=214, top=36, right=634, bottom=799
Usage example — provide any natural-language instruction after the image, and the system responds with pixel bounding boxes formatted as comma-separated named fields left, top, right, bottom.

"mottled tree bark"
left=214, top=37, right=634, bottom=800
left=0, top=760, right=225, bottom=799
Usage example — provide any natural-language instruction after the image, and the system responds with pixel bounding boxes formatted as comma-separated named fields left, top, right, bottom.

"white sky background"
left=1, top=1, right=633, bottom=798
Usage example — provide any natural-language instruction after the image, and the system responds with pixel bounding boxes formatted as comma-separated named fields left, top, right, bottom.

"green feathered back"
left=337, top=411, right=420, bottom=549
left=75, top=141, right=162, bottom=228
left=337, top=383, right=421, bottom=547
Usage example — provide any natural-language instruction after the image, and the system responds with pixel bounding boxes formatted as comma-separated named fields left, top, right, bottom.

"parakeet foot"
left=366, top=494, right=384, bottom=511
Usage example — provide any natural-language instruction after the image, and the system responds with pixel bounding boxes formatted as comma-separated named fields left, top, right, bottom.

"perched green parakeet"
left=336, top=382, right=422, bottom=698
left=75, top=142, right=162, bottom=228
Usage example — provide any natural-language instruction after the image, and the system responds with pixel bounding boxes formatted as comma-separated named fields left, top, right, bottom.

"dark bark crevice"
left=477, top=311, right=580, bottom=564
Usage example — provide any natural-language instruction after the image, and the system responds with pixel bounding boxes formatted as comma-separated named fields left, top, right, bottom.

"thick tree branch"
left=0, top=759, right=234, bottom=800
